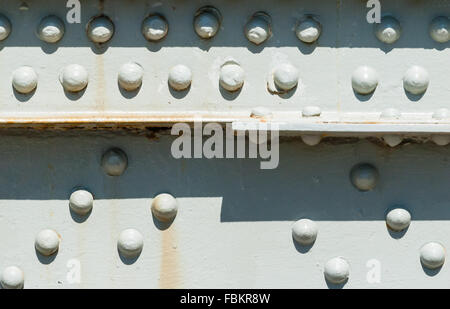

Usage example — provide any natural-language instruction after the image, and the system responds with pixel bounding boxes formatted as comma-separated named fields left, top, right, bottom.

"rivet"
left=151, top=193, right=178, bottom=222
left=87, top=15, right=114, bottom=43
left=380, top=107, right=401, bottom=119
left=142, top=14, right=168, bottom=42
left=429, top=16, right=449, bottom=43
left=431, top=135, right=450, bottom=146
left=194, top=6, right=221, bottom=39
left=382, top=135, right=403, bottom=148
left=302, top=106, right=321, bottom=117
left=374, top=16, right=401, bottom=44
left=292, top=219, right=318, bottom=246
left=250, top=106, right=272, bottom=118
left=117, top=228, right=144, bottom=258
left=301, top=135, right=321, bottom=146
left=272, top=63, right=299, bottom=91
left=219, top=61, right=245, bottom=92
left=351, top=66, right=378, bottom=95
left=245, top=12, right=271, bottom=45
left=432, top=108, right=449, bottom=120
left=296, top=16, right=321, bottom=43
left=350, top=163, right=378, bottom=191
left=0, top=266, right=24, bottom=289
left=0, top=14, right=12, bottom=41
left=101, top=148, right=128, bottom=176
left=324, top=257, right=349, bottom=284
left=118, top=62, right=144, bottom=91
left=420, top=242, right=446, bottom=269
left=386, top=208, right=411, bottom=231
left=69, top=189, right=94, bottom=216
left=168, top=64, right=192, bottom=91
left=37, top=15, right=65, bottom=43
left=59, top=64, right=88, bottom=92
left=35, top=229, right=60, bottom=256
left=403, top=65, right=429, bottom=95
left=12, top=66, right=38, bottom=94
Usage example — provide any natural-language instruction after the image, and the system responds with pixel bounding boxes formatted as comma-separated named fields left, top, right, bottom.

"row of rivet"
left=0, top=11, right=448, bottom=44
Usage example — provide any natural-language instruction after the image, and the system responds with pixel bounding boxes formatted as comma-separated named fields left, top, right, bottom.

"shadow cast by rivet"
left=325, top=276, right=348, bottom=289
left=90, top=44, right=110, bottom=55
left=404, top=89, right=426, bottom=102
left=380, top=45, right=394, bottom=54
left=353, top=89, right=375, bottom=102
left=69, top=208, right=92, bottom=223
left=63, top=87, right=87, bottom=101
left=13, top=86, right=36, bottom=102
left=421, top=262, right=442, bottom=277
left=118, top=81, right=141, bottom=99
left=246, top=43, right=265, bottom=54
left=296, top=43, right=317, bottom=55
left=219, top=85, right=242, bottom=101
left=292, top=237, right=314, bottom=254
left=168, top=82, right=190, bottom=99
left=152, top=213, right=175, bottom=231
left=35, top=249, right=57, bottom=265
left=276, top=85, right=297, bottom=99
left=387, top=225, right=409, bottom=239
left=40, top=44, right=58, bottom=54
left=146, top=43, right=163, bottom=52
left=118, top=248, right=141, bottom=265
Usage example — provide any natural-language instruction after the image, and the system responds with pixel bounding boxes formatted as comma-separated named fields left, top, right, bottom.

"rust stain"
left=159, top=226, right=181, bottom=288
left=95, top=55, right=106, bottom=111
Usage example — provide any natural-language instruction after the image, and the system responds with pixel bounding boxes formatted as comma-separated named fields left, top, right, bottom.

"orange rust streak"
left=159, top=226, right=181, bottom=288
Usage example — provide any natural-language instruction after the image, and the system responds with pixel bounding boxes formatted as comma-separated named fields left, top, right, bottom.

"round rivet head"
left=296, top=17, right=321, bottom=43
left=219, top=61, right=245, bottom=92
left=151, top=193, right=178, bottom=222
left=383, top=135, right=403, bottom=148
left=59, top=64, right=88, bottom=92
left=324, top=257, right=349, bottom=284
left=69, top=189, right=94, bottom=216
left=403, top=66, right=429, bottom=95
left=302, top=135, right=321, bottom=146
left=432, top=135, right=450, bottom=146
left=12, top=66, right=38, bottom=94
left=87, top=15, right=114, bottom=43
left=429, top=16, right=449, bottom=43
left=35, top=229, right=60, bottom=256
left=350, top=163, right=378, bottom=191
left=380, top=107, right=401, bottom=119
left=118, top=62, right=144, bottom=91
left=245, top=12, right=271, bottom=45
left=168, top=64, right=192, bottom=91
left=1, top=266, right=24, bottom=289
left=101, top=148, right=128, bottom=176
left=250, top=107, right=272, bottom=118
left=194, top=7, right=221, bottom=39
left=37, top=15, right=65, bottom=43
left=142, top=14, right=168, bottom=42
left=273, top=63, right=299, bottom=91
left=292, top=219, right=318, bottom=246
left=0, top=14, right=12, bottom=41
left=117, top=229, right=144, bottom=258
left=386, top=208, right=411, bottom=231
left=351, top=66, right=378, bottom=95
left=375, top=16, right=401, bottom=44
left=302, top=106, right=321, bottom=117
left=420, top=242, right=445, bottom=269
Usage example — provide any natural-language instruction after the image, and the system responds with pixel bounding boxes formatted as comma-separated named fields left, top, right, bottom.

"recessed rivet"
left=433, top=108, right=449, bottom=120
left=250, top=106, right=272, bottom=118
left=12, top=66, right=38, bottom=94
left=69, top=189, right=94, bottom=216
left=350, top=163, right=378, bottom=191
left=351, top=66, right=378, bottom=95
left=374, top=16, right=401, bottom=44
left=87, top=15, right=114, bottom=43
left=302, top=106, right=321, bottom=117
left=382, top=135, right=403, bottom=148
left=403, top=66, right=429, bottom=95
left=292, top=219, right=318, bottom=246
left=431, top=135, right=450, bottom=146
left=168, top=64, right=192, bottom=91
left=37, top=15, right=65, bottom=43
left=194, top=6, right=221, bottom=39
left=101, top=148, right=128, bottom=176
left=151, top=193, right=178, bottom=222
left=380, top=107, right=401, bottom=119
left=0, top=266, right=24, bottom=289
left=59, top=64, right=88, bottom=92
left=386, top=208, right=411, bottom=231
left=324, top=257, right=349, bottom=284
left=429, top=16, right=449, bottom=43
left=272, top=63, right=299, bottom=91
left=245, top=12, right=271, bottom=45
left=0, top=14, right=12, bottom=41
left=35, top=229, right=60, bottom=256
left=118, top=62, right=144, bottom=91
left=296, top=16, right=321, bottom=43
left=301, top=135, right=321, bottom=146
left=142, top=14, right=168, bottom=42
left=219, top=61, right=245, bottom=92
left=420, top=242, right=446, bottom=269
left=117, top=228, right=144, bottom=258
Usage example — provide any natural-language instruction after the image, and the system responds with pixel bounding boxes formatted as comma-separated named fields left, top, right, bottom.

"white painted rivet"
left=324, top=257, right=349, bottom=284
left=118, top=62, right=144, bottom=91
left=35, top=229, right=60, bottom=256
left=292, top=219, right=318, bottom=246
left=59, top=64, right=88, bottom=92
left=429, top=16, right=449, bottom=43
left=250, top=107, right=272, bottom=118
left=151, top=193, right=178, bottom=222
left=69, top=189, right=94, bottom=216
left=383, top=135, right=403, bottom=148
left=194, top=7, right=221, bottom=39
left=117, top=229, right=144, bottom=258
left=12, top=66, right=38, bottom=94
left=0, top=14, right=12, bottom=41
left=101, top=148, right=128, bottom=176
left=219, top=61, right=245, bottom=92
left=433, top=108, right=449, bottom=120
left=380, top=107, right=401, bottom=119
left=420, top=242, right=446, bottom=269
left=168, top=64, right=192, bottom=91
left=403, top=65, right=429, bottom=95
left=0, top=266, right=24, bottom=289
left=37, top=15, right=65, bottom=43
left=273, top=63, right=299, bottom=91
left=386, top=208, right=411, bottom=231
left=431, top=135, right=450, bottom=146
left=301, top=135, right=321, bottom=146
left=296, top=16, right=321, bottom=43
left=87, top=15, right=114, bottom=43
left=245, top=12, right=271, bottom=45
left=142, top=14, right=168, bottom=42
left=302, top=106, right=321, bottom=117
left=351, top=66, right=378, bottom=95
left=375, top=16, right=401, bottom=44
left=350, top=163, right=378, bottom=191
